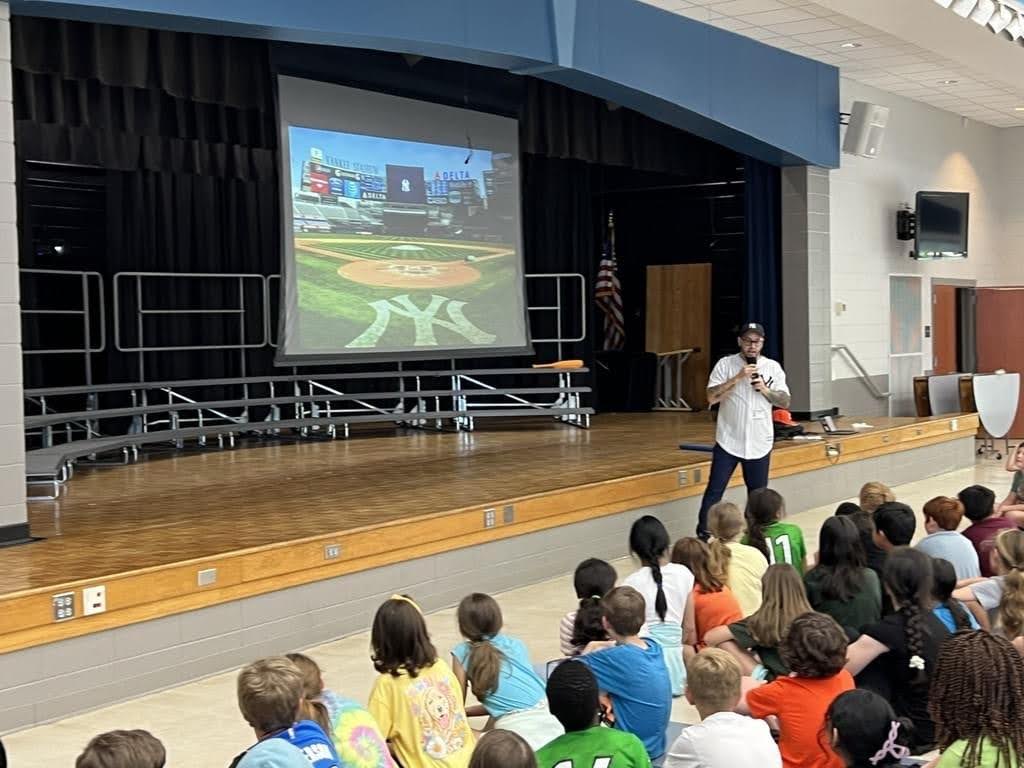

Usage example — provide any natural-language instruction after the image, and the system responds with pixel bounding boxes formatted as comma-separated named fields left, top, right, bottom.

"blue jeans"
left=696, top=443, right=771, bottom=539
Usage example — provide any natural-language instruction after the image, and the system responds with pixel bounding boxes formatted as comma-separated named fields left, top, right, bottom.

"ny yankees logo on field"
left=347, top=294, right=496, bottom=348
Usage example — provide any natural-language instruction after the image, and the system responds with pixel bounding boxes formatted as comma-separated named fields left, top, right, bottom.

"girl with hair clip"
left=286, top=653, right=395, bottom=768
left=954, top=529, right=1024, bottom=654
left=368, top=595, right=475, bottom=768
left=622, top=514, right=696, bottom=696
left=844, top=547, right=951, bottom=754
left=742, top=488, right=807, bottom=574
left=825, top=689, right=911, bottom=768
left=928, top=630, right=1024, bottom=768
left=670, top=537, right=742, bottom=651
left=704, top=563, right=813, bottom=680
left=805, top=516, right=882, bottom=633
left=452, top=593, right=563, bottom=750
left=930, top=558, right=979, bottom=633
left=559, top=558, right=616, bottom=657
left=707, top=500, right=768, bottom=617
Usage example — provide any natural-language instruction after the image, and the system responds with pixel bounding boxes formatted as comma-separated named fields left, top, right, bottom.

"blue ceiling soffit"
left=12, top=0, right=840, bottom=167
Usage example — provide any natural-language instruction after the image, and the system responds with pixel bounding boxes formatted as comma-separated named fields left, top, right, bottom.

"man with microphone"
left=695, top=322, right=790, bottom=540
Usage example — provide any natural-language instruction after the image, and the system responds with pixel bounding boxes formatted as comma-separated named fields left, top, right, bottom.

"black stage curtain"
left=14, top=16, right=750, bottom=396
left=743, top=157, right=782, bottom=362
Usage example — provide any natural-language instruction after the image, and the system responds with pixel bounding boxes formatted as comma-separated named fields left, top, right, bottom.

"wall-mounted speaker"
left=842, top=101, right=890, bottom=158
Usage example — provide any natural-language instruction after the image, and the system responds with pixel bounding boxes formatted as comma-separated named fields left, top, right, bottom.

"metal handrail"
left=831, top=344, right=891, bottom=400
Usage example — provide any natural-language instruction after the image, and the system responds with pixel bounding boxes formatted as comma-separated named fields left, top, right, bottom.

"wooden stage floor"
left=1, top=410, right=977, bottom=652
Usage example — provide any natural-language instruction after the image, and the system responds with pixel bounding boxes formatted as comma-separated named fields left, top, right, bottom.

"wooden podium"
left=646, top=264, right=710, bottom=411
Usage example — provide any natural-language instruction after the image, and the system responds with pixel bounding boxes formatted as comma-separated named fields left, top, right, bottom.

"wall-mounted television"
left=912, top=191, right=968, bottom=260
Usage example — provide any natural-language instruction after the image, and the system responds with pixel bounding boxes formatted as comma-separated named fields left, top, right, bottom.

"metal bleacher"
left=21, top=270, right=591, bottom=496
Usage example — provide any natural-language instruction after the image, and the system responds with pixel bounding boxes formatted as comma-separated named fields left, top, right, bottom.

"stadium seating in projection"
left=276, top=77, right=531, bottom=362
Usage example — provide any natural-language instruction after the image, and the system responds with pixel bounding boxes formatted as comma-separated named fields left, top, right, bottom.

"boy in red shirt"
left=739, top=612, right=853, bottom=768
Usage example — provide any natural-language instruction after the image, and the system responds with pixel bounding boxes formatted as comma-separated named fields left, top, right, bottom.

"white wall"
left=829, top=78, right=1024, bottom=414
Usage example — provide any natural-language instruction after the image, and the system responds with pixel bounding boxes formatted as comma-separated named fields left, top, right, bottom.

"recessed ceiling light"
left=940, top=79, right=959, bottom=84
left=840, top=42, right=862, bottom=48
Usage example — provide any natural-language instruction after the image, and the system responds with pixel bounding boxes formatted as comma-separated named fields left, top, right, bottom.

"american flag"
left=595, top=212, right=625, bottom=351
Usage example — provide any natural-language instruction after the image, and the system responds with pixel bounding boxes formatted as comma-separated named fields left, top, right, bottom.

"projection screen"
left=276, top=76, right=531, bottom=364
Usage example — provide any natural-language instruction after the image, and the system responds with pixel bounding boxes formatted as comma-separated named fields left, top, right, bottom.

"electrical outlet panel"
left=483, top=508, right=496, bottom=528
left=82, top=585, right=106, bottom=616
left=53, top=592, right=75, bottom=622
left=503, top=505, right=514, bottom=524
left=678, top=470, right=687, bottom=487
left=197, top=568, right=217, bottom=587
left=324, top=544, right=341, bottom=560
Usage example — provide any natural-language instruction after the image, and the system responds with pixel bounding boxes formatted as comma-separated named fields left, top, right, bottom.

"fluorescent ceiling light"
left=840, top=41, right=862, bottom=48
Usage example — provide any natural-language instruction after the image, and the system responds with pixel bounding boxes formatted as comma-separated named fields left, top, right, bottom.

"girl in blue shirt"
left=452, top=593, right=564, bottom=750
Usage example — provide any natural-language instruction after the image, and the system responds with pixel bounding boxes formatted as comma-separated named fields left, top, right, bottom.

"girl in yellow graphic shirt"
left=368, top=595, right=475, bottom=768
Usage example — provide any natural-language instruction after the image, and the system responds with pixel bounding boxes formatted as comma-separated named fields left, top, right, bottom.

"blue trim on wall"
left=12, top=0, right=839, bottom=167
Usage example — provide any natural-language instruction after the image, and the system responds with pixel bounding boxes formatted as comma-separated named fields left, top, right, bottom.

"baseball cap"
left=772, top=409, right=798, bottom=427
left=738, top=322, right=766, bottom=339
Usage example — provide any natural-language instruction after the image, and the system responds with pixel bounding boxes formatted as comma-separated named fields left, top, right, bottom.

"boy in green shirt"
left=536, top=661, right=651, bottom=768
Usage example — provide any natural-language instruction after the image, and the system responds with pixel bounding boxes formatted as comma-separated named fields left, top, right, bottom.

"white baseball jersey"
left=708, top=353, right=789, bottom=460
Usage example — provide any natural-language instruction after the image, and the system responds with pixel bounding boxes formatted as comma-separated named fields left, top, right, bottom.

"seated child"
left=742, top=489, right=807, bottom=574
left=833, top=502, right=860, bottom=516
left=929, top=558, right=979, bottom=632
left=468, top=731, right=537, bottom=768
left=825, top=690, right=910, bottom=768
left=286, top=652, right=395, bottom=768
left=707, top=501, right=768, bottom=617
left=368, top=595, right=474, bottom=768
left=452, top=593, right=563, bottom=750
left=845, top=548, right=951, bottom=753
left=663, top=649, right=781, bottom=768
left=872, top=502, right=916, bottom=551
left=535, top=661, right=650, bottom=768
left=578, top=586, right=672, bottom=761
left=954, top=528, right=1024, bottom=645
left=929, top=630, right=1024, bottom=768
left=76, top=730, right=166, bottom=768
left=804, top=516, right=881, bottom=633
left=671, top=537, right=743, bottom=648
left=741, top=612, right=854, bottom=768
left=915, top=496, right=980, bottom=580
left=958, top=484, right=1015, bottom=577
left=559, top=558, right=617, bottom=657
left=704, top=564, right=813, bottom=680
left=997, top=442, right=1024, bottom=525
left=232, top=656, right=342, bottom=768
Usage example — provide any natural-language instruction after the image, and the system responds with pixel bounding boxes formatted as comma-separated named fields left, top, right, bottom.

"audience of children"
left=76, top=730, right=166, bottom=768
left=997, top=443, right=1024, bottom=526
left=670, top=537, right=743, bottom=650
left=231, top=656, right=342, bottom=768
left=928, top=630, right=1024, bottom=768
left=958, top=484, right=1017, bottom=577
left=915, top=496, right=981, bottom=580
left=704, top=563, right=812, bottom=679
left=743, top=488, right=807, bottom=574
left=930, top=558, right=979, bottom=632
left=803, top=515, right=882, bottom=633
left=844, top=547, right=950, bottom=753
left=534, top=661, right=650, bottom=768
left=368, top=595, right=474, bottom=768
left=741, top=611, right=855, bottom=768
left=68, top=476, right=1024, bottom=768
left=825, top=690, right=910, bottom=768
left=467, top=730, right=536, bottom=768
left=663, top=649, right=781, bottom=768
left=577, top=586, right=672, bottom=761
left=707, top=500, right=768, bottom=617
left=955, top=528, right=1024, bottom=649
left=559, top=558, right=617, bottom=657
left=621, top=515, right=696, bottom=696
left=451, top=593, right=563, bottom=749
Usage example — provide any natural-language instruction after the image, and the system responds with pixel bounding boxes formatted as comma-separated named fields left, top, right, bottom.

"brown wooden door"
left=932, top=284, right=957, bottom=374
left=646, top=264, right=711, bottom=409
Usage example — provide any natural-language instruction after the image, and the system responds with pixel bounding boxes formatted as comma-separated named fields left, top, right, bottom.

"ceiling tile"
left=711, top=0, right=787, bottom=15
left=742, top=7, right=814, bottom=24
left=765, top=18, right=839, bottom=34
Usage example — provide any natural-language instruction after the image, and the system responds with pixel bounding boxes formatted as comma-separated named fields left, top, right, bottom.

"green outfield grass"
left=298, top=234, right=505, bottom=262
left=293, top=234, right=523, bottom=352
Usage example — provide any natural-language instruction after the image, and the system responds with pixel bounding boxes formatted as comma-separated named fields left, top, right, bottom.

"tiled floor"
left=2, top=455, right=1012, bottom=766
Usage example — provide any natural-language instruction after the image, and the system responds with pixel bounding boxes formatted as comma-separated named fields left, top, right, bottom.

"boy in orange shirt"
left=739, top=612, right=853, bottom=768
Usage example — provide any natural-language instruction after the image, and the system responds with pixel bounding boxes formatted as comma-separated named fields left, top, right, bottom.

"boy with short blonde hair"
left=75, top=730, right=165, bottom=768
left=664, top=650, right=780, bottom=768
left=232, top=656, right=341, bottom=768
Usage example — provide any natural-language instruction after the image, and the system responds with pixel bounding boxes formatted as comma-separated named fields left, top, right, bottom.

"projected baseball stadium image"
left=282, top=125, right=529, bottom=359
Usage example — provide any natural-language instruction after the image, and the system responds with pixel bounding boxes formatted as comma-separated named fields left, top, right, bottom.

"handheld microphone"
left=745, top=355, right=760, bottom=387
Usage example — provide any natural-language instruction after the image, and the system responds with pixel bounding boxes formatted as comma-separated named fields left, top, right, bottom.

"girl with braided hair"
left=931, top=558, right=979, bottom=632
left=844, top=547, right=951, bottom=753
left=622, top=515, right=696, bottom=697
left=928, top=630, right=1024, bottom=768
